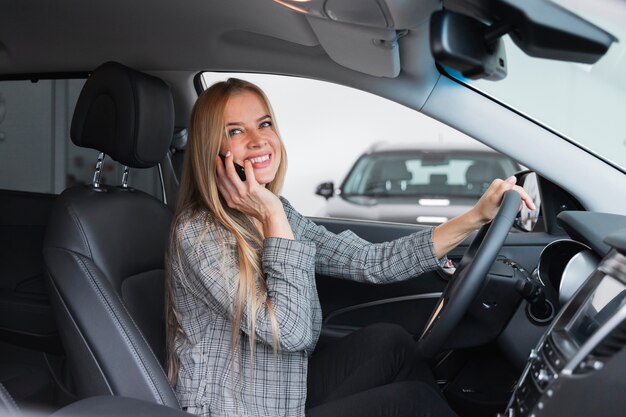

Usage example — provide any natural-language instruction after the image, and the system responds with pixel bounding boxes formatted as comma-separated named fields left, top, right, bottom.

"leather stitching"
left=62, top=198, right=92, bottom=258
left=72, top=252, right=177, bottom=406
left=46, top=268, right=114, bottom=396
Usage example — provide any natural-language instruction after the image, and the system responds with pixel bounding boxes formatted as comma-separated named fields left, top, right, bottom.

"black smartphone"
left=220, top=154, right=246, bottom=181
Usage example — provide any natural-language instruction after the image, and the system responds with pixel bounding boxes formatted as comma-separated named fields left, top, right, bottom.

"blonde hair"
left=165, top=78, right=287, bottom=385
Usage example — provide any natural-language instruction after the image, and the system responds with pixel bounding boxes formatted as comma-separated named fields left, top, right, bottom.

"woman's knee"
left=363, top=323, right=414, bottom=353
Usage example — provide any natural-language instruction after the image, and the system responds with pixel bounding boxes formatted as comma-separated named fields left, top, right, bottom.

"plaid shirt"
left=170, top=197, right=440, bottom=416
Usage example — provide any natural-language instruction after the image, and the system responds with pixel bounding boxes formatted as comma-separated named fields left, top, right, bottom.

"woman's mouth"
left=247, top=154, right=271, bottom=169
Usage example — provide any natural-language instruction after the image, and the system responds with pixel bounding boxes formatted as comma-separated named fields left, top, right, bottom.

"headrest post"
left=121, top=166, right=130, bottom=188
left=92, top=152, right=106, bottom=188
left=157, top=163, right=168, bottom=205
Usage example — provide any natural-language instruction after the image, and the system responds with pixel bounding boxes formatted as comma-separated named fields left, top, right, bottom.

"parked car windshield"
left=341, top=152, right=519, bottom=198
left=452, top=0, right=626, bottom=173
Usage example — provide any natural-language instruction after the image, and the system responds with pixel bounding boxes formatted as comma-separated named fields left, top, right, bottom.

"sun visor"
left=306, top=16, right=401, bottom=77
left=272, top=0, right=438, bottom=77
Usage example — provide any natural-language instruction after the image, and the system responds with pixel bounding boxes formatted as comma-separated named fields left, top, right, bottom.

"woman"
left=166, top=78, right=534, bottom=417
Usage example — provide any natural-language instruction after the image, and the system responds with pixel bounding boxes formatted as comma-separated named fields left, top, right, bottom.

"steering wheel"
left=417, top=190, right=521, bottom=358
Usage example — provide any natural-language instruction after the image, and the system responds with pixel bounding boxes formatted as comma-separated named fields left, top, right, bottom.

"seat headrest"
left=378, top=161, right=412, bottom=181
left=466, top=160, right=506, bottom=184
left=71, top=62, right=174, bottom=169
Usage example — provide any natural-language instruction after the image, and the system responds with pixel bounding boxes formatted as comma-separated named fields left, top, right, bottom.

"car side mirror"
left=513, top=171, right=542, bottom=232
left=315, top=182, right=335, bottom=200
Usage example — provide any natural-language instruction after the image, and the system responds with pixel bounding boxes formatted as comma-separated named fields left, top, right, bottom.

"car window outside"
left=343, top=152, right=518, bottom=197
left=201, top=72, right=521, bottom=225
left=0, top=79, right=162, bottom=197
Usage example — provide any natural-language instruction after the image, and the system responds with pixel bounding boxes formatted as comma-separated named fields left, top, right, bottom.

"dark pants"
left=306, top=323, right=458, bottom=417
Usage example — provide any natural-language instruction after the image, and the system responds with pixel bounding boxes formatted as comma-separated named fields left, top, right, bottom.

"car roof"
left=0, top=0, right=441, bottom=125
left=0, top=0, right=310, bottom=74
left=366, top=141, right=506, bottom=154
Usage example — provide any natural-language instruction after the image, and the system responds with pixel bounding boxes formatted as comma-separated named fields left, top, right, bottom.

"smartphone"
left=220, top=154, right=246, bottom=181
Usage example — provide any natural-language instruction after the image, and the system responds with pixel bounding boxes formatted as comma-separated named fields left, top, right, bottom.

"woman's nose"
left=247, top=129, right=267, bottom=147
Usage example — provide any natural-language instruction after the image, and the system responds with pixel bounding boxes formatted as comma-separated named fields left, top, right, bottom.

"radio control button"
left=537, top=369, right=551, bottom=382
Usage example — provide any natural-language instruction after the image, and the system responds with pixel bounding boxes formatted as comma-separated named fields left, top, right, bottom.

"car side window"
left=201, top=72, right=521, bottom=226
left=0, top=79, right=162, bottom=197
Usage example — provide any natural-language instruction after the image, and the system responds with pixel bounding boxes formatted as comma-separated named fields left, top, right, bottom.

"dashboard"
left=500, top=211, right=626, bottom=417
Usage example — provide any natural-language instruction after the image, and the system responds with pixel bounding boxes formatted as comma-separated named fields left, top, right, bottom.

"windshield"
left=451, top=0, right=626, bottom=173
left=342, top=152, right=518, bottom=197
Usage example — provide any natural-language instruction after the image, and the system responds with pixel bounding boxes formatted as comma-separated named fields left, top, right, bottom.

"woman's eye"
left=260, top=120, right=272, bottom=128
left=227, top=128, right=243, bottom=136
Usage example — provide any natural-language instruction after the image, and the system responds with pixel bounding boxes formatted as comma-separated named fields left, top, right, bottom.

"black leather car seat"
left=43, top=62, right=179, bottom=408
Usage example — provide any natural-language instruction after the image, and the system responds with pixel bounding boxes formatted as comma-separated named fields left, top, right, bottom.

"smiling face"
left=222, top=90, right=282, bottom=186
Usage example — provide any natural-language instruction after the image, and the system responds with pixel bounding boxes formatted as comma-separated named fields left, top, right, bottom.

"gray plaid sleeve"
left=178, top=216, right=318, bottom=352
left=280, top=197, right=441, bottom=283
left=262, top=237, right=317, bottom=351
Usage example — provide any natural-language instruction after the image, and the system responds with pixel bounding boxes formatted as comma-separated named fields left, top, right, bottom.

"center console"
left=501, top=230, right=626, bottom=417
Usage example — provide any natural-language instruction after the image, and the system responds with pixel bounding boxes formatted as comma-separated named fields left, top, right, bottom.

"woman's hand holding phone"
left=215, top=152, right=291, bottom=238
left=220, top=154, right=246, bottom=181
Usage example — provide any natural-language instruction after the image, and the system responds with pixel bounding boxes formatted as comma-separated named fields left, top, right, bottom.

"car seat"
left=429, top=174, right=447, bottom=185
left=368, top=160, right=412, bottom=192
left=465, top=160, right=506, bottom=193
left=42, top=62, right=179, bottom=407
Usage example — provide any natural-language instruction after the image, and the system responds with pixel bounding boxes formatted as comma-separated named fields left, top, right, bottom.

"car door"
left=0, top=79, right=81, bottom=359
left=311, top=216, right=556, bottom=349
left=0, top=190, right=61, bottom=354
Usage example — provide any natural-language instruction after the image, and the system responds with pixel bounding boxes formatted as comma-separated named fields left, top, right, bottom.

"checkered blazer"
left=170, top=197, right=440, bottom=416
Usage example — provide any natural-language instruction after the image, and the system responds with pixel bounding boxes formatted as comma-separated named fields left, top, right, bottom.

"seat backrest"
left=429, top=173, right=447, bottom=185
left=43, top=62, right=179, bottom=408
left=465, top=160, right=506, bottom=193
left=378, top=161, right=412, bottom=182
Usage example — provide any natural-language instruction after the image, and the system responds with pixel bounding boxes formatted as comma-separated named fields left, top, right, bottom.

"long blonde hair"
left=165, top=78, right=287, bottom=385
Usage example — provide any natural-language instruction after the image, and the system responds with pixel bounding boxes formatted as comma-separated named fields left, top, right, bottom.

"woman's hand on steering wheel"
left=432, top=176, right=535, bottom=260
left=419, top=189, right=524, bottom=358
left=471, top=176, right=536, bottom=226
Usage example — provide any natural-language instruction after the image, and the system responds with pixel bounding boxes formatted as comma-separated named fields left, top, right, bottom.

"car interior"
left=1, top=1, right=626, bottom=417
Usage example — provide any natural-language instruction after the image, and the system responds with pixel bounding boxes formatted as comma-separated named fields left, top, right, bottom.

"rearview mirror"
left=430, top=10, right=507, bottom=81
left=431, top=1, right=617, bottom=81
